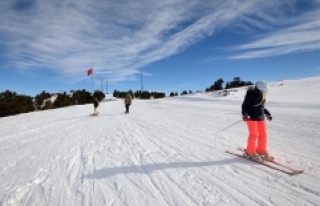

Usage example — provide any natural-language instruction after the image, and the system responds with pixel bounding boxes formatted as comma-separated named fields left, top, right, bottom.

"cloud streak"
left=230, top=4, right=320, bottom=59
left=1, top=0, right=319, bottom=84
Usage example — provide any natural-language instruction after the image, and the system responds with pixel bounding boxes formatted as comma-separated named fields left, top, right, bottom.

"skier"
left=93, top=97, right=99, bottom=115
left=124, top=93, right=132, bottom=113
left=242, top=81, right=272, bottom=160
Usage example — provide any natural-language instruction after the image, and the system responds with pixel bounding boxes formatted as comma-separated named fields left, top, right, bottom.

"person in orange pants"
left=242, top=81, right=272, bottom=159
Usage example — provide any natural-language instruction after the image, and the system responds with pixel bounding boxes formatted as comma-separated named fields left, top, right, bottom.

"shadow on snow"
left=83, top=158, right=240, bottom=179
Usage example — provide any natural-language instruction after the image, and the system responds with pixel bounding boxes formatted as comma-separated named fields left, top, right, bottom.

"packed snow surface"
left=1, top=77, right=320, bottom=206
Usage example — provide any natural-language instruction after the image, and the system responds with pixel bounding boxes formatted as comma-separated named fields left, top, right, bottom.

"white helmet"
left=255, top=81, right=268, bottom=93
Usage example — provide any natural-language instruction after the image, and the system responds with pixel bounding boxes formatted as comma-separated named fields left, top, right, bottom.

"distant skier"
left=93, top=97, right=99, bottom=115
left=124, top=93, right=132, bottom=114
left=242, top=81, right=272, bottom=160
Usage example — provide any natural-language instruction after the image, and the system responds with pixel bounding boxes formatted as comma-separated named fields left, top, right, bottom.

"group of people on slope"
left=92, top=92, right=132, bottom=115
left=92, top=81, right=273, bottom=160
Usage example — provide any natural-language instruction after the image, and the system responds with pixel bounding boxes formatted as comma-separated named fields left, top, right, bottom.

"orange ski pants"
left=246, top=120, right=267, bottom=155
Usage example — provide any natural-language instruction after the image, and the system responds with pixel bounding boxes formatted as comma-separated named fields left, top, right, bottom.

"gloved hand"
left=267, top=116, right=272, bottom=121
left=243, top=115, right=250, bottom=121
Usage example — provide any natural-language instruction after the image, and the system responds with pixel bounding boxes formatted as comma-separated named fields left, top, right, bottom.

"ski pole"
left=212, top=120, right=242, bottom=136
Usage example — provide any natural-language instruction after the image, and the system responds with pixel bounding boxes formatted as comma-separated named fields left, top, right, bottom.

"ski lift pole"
left=212, top=120, right=242, bottom=136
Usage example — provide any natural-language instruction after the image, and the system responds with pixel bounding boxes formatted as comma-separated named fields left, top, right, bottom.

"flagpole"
left=87, top=68, right=93, bottom=94
left=91, top=74, right=93, bottom=94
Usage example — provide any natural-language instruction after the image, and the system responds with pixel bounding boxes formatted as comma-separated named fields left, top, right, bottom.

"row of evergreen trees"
left=0, top=90, right=34, bottom=117
left=169, top=90, right=202, bottom=97
left=1, top=88, right=167, bottom=117
left=39, top=90, right=106, bottom=110
left=0, top=89, right=105, bottom=117
left=167, top=77, right=254, bottom=96
left=1, top=77, right=254, bottom=117
left=205, top=77, right=253, bottom=92
left=113, top=90, right=166, bottom=99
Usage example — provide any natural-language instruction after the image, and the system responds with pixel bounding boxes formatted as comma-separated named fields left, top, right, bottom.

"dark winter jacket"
left=93, top=99, right=99, bottom=108
left=125, top=93, right=132, bottom=105
left=242, top=88, right=271, bottom=121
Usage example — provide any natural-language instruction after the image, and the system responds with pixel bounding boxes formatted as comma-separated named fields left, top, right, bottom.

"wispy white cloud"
left=230, top=5, right=320, bottom=59
left=1, top=0, right=319, bottom=84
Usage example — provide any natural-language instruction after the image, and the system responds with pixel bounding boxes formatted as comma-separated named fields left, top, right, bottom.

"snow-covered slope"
left=0, top=77, right=320, bottom=206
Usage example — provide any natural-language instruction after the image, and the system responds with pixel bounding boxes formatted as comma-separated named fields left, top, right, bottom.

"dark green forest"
left=0, top=77, right=253, bottom=117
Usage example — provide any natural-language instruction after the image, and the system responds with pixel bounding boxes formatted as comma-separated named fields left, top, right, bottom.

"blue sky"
left=0, top=0, right=320, bottom=96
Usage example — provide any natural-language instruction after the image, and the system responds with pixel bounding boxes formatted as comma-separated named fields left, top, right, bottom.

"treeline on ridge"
left=0, top=89, right=105, bottom=117
left=113, top=90, right=166, bottom=99
left=1, top=77, right=254, bottom=117
left=169, top=77, right=254, bottom=96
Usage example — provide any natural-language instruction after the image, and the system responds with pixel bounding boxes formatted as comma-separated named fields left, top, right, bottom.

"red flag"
left=87, top=68, right=93, bottom=76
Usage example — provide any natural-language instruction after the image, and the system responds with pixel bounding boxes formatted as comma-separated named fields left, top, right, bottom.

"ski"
left=226, top=150, right=302, bottom=175
left=237, top=148, right=304, bottom=174
left=90, top=112, right=100, bottom=116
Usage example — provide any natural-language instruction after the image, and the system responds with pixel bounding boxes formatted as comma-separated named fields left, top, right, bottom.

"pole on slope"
left=212, top=120, right=242, bottom=136
left=101, top=78, right=103, bottom=93
left=106, top=80, right=108, bottom=94
left=141, top=72, right=143, bottom=92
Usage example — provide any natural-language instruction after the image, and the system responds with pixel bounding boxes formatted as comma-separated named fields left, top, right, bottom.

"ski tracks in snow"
left=1, top=99, right=320, bottom=205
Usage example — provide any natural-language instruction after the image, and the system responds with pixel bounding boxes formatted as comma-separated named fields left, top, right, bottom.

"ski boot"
left=243, top=150, right=263, bottom=162
left=258, top=152, right=274, bottom=161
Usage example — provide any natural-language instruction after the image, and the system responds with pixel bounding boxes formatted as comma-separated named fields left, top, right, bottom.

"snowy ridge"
left=0, top=77, right=320, bottom=205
